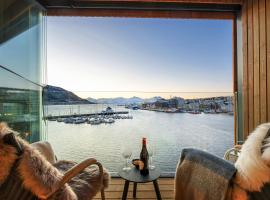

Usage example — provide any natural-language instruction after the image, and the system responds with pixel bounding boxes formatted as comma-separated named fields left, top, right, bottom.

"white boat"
left=74, top=117, right=87, bottom=124
left=91, top=119, right=102, bottom=125
left=104, top=118, right=115, bottom=123
left=88, top=117, right=102, bottom=125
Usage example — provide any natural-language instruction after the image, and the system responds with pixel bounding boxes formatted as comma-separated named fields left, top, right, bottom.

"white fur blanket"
left=233, top=123, right=270, bottom=200
left=0, top=122, right=109, bottom=200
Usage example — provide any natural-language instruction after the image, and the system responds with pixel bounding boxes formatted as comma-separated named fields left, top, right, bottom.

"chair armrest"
left=43, top=158, right=104, bottom=199
left=224, top=147, right=241, bottom=162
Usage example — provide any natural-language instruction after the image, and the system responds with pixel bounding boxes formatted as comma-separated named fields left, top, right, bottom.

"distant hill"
left=43, top=85, right=95, bottom=105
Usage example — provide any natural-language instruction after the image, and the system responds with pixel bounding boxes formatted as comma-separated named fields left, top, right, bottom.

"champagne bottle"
left=140, top=137, right=149, bottom=175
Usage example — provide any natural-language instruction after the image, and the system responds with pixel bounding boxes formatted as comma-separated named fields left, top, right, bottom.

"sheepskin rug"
left=0, top=122, right=109, bottom=200
left=232, top=123, right=270, bottom=200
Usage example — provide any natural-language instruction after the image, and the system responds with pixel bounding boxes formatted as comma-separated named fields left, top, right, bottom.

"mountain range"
left=43, top=84, right=177, bottom=105
left=86, top=96, right=163, bottom=105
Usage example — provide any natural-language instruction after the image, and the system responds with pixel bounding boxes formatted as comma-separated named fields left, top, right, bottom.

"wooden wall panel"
left=259, top=0, right=267, bottom=123
left=242, top=0, right=270, bottom=138
left=267, top=0, right=270, bottom=122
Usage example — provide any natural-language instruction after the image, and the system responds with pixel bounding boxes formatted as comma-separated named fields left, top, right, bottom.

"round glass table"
left=118, top=167, right=162, bottom=200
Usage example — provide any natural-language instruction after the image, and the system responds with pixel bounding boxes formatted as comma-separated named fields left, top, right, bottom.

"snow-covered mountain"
left=86, top=96, right=165, bottom=105
left=86, top=97, right=144, bottom=105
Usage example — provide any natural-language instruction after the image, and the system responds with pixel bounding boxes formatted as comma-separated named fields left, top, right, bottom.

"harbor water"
left=46, top=104, right=234, bottom=176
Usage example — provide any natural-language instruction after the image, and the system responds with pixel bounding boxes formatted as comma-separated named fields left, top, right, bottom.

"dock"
left=44, top=111, right=129, bottom=120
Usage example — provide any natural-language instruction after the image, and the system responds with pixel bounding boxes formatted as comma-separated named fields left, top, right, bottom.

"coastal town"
left=44, top=85, right=234, bottom=116
left=127, top=96, right=234, bottom=114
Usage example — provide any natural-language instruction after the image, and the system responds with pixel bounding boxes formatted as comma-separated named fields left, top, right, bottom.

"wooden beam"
left=71, top=0, right=243, bottom=4
left=253, top=0, right=260, bottom=127
left=43, top=0, right=243, bottom=6
left=242, top=1, right=249, bottom=139
left=247, top=0, right=254, bottom=132
left=48, top=8, right=235, bottom=19
left=259, top=0, right=267, bottom=123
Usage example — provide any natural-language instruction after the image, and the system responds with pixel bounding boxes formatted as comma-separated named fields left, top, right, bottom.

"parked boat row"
left=52, top=114, right=133, bottom=125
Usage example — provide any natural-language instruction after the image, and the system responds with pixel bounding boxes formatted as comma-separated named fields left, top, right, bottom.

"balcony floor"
left=93, top=177, right=174, bottom=200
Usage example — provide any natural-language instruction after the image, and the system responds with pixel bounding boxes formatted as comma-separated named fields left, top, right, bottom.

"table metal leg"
left=122, top=180, right=130, bottom=200
left=133, top=182, right=137, bottom=198
left=153, top=180, right=162, bottom=200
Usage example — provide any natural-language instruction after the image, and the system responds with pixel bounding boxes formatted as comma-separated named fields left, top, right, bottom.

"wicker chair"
left=0, top=133, right=107, bottom=200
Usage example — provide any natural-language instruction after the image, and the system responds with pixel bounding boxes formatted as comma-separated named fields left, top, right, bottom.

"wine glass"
left=148, top=144, right=155, bottom=170
left=122, top=147, right=132, bottom=171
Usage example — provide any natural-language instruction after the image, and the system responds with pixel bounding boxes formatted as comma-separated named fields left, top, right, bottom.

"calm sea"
left=46, top=104, right=234, bottom=176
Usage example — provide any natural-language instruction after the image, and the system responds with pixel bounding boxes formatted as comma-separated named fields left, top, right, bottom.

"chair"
left=223, top=145, right=241, bottom=163
left=175, top=124, right=270, bottom=200
left=0, top=131, right=109, bottom=200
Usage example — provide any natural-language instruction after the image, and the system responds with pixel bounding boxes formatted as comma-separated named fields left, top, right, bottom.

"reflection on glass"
left=0, top=0, right=46, bottom=142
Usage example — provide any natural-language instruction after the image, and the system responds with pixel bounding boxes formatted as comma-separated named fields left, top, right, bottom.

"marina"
left=45, top=106, right=132, bottom=125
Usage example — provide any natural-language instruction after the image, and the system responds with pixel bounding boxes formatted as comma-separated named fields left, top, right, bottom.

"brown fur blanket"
left=0, top=122, right=109, bottom=200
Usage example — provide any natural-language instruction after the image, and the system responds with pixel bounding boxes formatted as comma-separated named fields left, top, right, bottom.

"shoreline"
left=140, top=108, right=234, bottom=115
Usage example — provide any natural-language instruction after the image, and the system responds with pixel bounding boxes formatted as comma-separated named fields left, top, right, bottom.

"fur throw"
left=0, top=122, right=109, bottom=200
left=31, top=141, right=57, bottom=164
left=233, top=123, right=270, bottom=199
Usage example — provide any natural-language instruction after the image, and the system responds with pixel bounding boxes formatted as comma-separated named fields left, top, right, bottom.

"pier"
left=44, top=111, right=129, bottom=120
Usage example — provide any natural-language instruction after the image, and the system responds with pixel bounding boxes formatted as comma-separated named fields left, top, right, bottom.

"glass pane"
left=0, top=0, right=46, bottom=142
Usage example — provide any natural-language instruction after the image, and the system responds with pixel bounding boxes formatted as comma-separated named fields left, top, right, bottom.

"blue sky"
left=47, top=17, right=232, bottom=99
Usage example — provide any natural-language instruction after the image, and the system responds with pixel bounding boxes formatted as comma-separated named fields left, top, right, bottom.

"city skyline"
left=47, top=17, right=233, bottom=99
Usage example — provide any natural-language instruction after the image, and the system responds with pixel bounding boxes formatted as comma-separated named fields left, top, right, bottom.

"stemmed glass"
left=122, top=147, right=132, bottom=171
left=148, top=144, right=155, bottom=170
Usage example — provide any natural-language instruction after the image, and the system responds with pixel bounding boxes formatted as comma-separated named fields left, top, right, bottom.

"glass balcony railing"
left=0, top=0, right=46, bottom=142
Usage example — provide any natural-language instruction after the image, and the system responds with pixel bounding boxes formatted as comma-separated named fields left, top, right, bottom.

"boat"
left=57, top=118, right=65, bottom=122
left=64, top=118, right=74, bottom=124
left=113, top=115, right=121, bottom=119
left=91, top=119, right=102, bottom=125
left=132, top=106, right=140, bottom=110
left=204, top=110, right=216, bottom=114
left=104, top=118, right=115, bottom=123
left=88, top=117, right=102, bottom=125
left=74, top=117, right=87, bottom=124
left=189, top=110, right=201, bottom=114
left=48, top=117, right=57, bottom=121
left=121, top=115, right=133, bottom=119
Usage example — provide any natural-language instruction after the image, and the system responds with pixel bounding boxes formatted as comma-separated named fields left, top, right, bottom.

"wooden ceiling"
left=38, top=0, right=243, bottom=7
left=37, top=0, right=242, bottom=18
